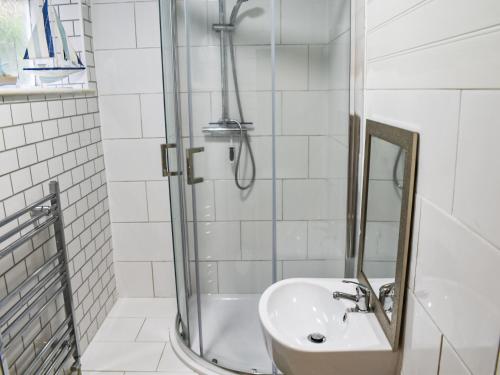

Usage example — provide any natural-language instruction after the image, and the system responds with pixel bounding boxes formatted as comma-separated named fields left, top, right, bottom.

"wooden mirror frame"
left=358, top=119, right=419, bottom=350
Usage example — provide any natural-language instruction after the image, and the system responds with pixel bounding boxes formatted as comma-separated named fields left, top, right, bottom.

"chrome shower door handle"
left=186, top=147, right=205, bottom=185
left=161, top=144, right=182, bottom=177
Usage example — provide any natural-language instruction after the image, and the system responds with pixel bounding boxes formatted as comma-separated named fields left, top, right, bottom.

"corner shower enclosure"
left=159, top=0, right=354, bottom=373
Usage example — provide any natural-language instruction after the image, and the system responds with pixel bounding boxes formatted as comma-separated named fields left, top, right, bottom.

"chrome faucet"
left=379, top=282, right=395, bottom=314
left=333, top=280, right=373, bottom=321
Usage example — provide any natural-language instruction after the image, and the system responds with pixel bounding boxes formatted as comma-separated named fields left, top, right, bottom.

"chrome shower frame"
left=158, top=0, right=361, bottom=373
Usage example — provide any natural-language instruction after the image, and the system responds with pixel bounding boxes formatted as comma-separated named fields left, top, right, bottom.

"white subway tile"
left=100, top=95, right=142, bottom=139
left=24, top=122, right=43, bottom=144
left=283, top=180, right=328, bottom=220
left=0, top=105, right=12, bottom=127
left=11, top=103, right=32, bottom=124
left=17, top=145, right=37, bottom=168
left=454, top=91, right=500, bottom=248
left=93, top=3, right=136, bottom=50
left=145, top=180, right=171, bottom=222
left=10, top=168, right=32, bottom=193
left=282, top=92, right=328, bottom=135
left=188, top=221, right=240, bottom=261
left=414, top=200, right=500, bottom=375
left=113, top=222, right=172, bottom=261
left=30, top=102, right=49, bottom=122
left=0, top=150, right=19, bottom=175
left=281, top=0, right=329, bottom=44
left=218, top=261, right=275, bottom=293
left=108, top=182, right=148, bottom=222
left=95, top=49, right=163, bottom=95
left=135, top=2, right=160, bottom=48
left=152, top=262, right=176, bottom=297
left=215, top=180, right=281, bottom=221
left=3, top=126, right=26, bottom=149
left=103, top=139, right=164, bottom=181
left=115, top=262, right=154, bottom=298
left=0, top=175, right=13, bottom=201
left=308, top=220, right=345, bottom=260
left=282, top=260, right=344, bottom=279
left=47, top=100, right=64, bottom=119
left=140, top=93, right=165, bottom=138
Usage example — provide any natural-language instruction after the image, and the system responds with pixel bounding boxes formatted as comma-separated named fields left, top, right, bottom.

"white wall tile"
left=367, top=0, right=500, bottom=60
left=135, top=2, right=161, bottom=48
left=103, top=139, right=164, bottom=181
left=140, top=93, right=165, bottom=138
left=367, top=29, right=500, bottom=89
left=401, top=292, right=442, bottom=375
left=191, top=261, right=218, bottom=294
left=366, top=90, right=461, bottom=212
left=218, top=261, right=274, bottom=293
left=185, top=180, right=215, bottom=221
left=282, top=92, right=328, bottom=135
left=0, top=105, right=12, bottom=127
left=115, top=262, right=154, bottom=298
left=93, top=3, right=136, bottom=50
left=11, top=103, right=32, bottom=124
left=188, top=221, right=240, bottom=261
left=145, top=180, right=171, bottom=222
left=108, top=182, right=148, bottom=222
left=283, top=180, right=327, bottom=220
left=308, top=220, right=345, bottom=260
left=439, top=338, right=472, bottom=375
left=366, top=0, right=425, bottom=31
left=414, top=200, right=500, bottom=375
left=215, top=180, right=281, bottom=221
left=3, top=126, right=26, bottom=149
left=113, top=223, right=172, bottom=261
left=281, top=0, right=329, bottom=44
left=0, top=150, right=19, bottom=175
left=152, top=262, right=176, bottom=297
left=100, top=95, right=142, bottom=139
left=95, top=49, right=163, bottom=95
left=282, top=260, right=344, bottom=278
left=0, top=175, right=13, bottom=201
left=30, top=102, right=49, bottom=122
left=454, top=91, right=500, bottom=248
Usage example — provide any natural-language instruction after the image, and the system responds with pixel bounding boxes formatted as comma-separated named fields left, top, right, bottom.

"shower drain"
left=307, top=333, right=326, bottom=344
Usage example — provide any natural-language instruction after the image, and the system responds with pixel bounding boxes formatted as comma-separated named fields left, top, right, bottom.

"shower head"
left=229, top=0, right=250, bottom=25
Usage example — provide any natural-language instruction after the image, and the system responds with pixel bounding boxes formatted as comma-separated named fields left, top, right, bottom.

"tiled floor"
left=81, top=298, right=197, bottom=374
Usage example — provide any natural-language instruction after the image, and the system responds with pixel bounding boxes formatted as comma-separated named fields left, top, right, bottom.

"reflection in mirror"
left=362, top=137, right=406, bottom=320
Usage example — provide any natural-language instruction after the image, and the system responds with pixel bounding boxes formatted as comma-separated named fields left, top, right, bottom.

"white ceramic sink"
left=259, top=278, right=398, bottom=375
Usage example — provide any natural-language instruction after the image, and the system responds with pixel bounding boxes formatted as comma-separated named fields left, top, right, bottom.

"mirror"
left=358, top=120, right=418, bottom=350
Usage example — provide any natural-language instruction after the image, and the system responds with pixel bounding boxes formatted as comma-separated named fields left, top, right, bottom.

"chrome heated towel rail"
left=0, top=181, right=81, bottom=374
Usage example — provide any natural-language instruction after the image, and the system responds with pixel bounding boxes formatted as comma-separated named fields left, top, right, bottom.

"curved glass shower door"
left=159, top=1, right=353, bottom=374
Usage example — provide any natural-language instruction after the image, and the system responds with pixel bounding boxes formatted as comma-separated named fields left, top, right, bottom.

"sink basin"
left=259, top=278, right=398, bottom=375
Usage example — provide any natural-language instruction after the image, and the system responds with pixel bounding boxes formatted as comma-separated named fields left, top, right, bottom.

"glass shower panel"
left=179, top=0, right=275, bottom=372
left=276, top=0, right=351, bottom=281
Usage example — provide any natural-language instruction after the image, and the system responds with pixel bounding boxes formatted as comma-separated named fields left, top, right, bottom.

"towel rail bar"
left=0, top=181, right=81, bottom=375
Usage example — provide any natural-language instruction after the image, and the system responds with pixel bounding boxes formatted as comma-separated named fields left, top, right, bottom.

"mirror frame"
left=358, top=119, right=418, bottom=350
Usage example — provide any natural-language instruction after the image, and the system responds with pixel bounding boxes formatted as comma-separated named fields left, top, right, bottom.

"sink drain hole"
left=307, top=333, right=326, bottom=343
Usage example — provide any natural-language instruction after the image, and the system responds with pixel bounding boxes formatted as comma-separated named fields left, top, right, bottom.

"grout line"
left=450, top=90, right=462, bottom=216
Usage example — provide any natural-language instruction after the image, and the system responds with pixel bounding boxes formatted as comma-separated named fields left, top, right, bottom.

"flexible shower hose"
left=228, top=32, right=256, bottom=190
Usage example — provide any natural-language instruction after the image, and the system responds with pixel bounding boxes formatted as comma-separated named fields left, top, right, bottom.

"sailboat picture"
left=22, top=0, right=85, bottom=83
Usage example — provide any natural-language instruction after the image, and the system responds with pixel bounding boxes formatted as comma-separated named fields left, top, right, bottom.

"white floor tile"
left=81, top=342, right=164, bottom=371
left=136, top=318, right=171, bottom=342
left=108, top=298, right=178, bottom=319
left=93, top=317, right=145, bottom=342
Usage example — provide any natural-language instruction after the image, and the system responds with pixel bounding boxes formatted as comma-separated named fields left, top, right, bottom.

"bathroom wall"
left=183, top=0, right=352, bottom=294
left=92, top=0, right=175, bottom=297
left=0, top=0, right=116, bottom=365
left=363, top=0, right=500, bottom=374
left=93, top=0, right=353, bottom=297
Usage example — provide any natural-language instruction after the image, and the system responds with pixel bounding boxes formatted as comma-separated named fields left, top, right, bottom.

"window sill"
left=0, top=87, right=96, bottom=97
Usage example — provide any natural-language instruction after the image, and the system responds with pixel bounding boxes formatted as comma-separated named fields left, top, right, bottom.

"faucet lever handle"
left=341, top=280, right=370, bottom=295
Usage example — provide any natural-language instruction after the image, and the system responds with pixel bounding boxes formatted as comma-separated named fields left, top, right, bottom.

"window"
left=0, top=0, right=88, bottom=92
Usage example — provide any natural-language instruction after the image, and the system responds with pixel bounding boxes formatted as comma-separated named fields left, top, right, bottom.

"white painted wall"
left=363, top=0, right=500, bottom=374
